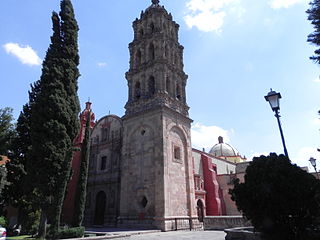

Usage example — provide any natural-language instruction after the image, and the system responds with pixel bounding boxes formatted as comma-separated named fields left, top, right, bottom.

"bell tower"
left=124, top=0, right=189, bottom=117
left=120, top=0, right=197, bottom=230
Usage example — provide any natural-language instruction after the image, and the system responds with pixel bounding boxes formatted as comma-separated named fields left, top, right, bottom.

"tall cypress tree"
left=307, top=0, right=320, bottom=63
left=50, top=0, right=80, bottom=235
left=28, top=0, right=80, bottom=238
left=29, top=11, right=64, bottom=238
left=73, top=112, right=91, bottom=227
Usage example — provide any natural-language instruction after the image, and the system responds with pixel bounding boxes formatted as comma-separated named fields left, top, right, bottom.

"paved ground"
left=128, top=231, right=226, bottom=240
left=85, top=228, right=226, bottom=240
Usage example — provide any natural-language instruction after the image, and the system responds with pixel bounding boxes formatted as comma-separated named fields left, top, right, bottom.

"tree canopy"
left=230, top=153, right=320, bottom=240
left=307, top=0, right=320, bottom=63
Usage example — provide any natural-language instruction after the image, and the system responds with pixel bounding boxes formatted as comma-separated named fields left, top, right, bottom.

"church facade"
left=62, top=0, right=247, bottom=231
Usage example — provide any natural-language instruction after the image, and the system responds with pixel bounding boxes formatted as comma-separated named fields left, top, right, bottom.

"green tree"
left=0, top=107, right=15, bottom=155
left=5, top=104, right=30, bottom=208
left=50, top=1, right=80, bottom=236
left=307, top=0, right=320, bottom=63
left=4, top=104, right=41, bottom=233
left=27, top=0, right=80, bottom=238
left=0, top=163, right=8, bottom=203
left=230, top=153, right=320, bottom=240
left=73, top=113, right=91, bottom=227
left=0, top=107, right=15, bottom=207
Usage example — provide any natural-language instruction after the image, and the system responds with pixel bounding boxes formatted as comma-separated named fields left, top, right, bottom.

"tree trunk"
left=38, top=209, right=47, bottom=239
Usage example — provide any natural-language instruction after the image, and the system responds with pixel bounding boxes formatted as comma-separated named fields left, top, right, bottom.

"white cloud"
left=184, top=11, right=226, bottom=33
left=186, top=0, right=237, bottom=12
left=229, top=5, right=246, bottom=22
left=248, top=151, right=269, bottom=161
left=291, top=146, right=320, bottom=171
left=269, top=0, right=304, bottom=9
left=184, top=0, right=243, bottom=33
left=247, top=148, right=320, bottom=172
left=3, top=42, right=41, bottom=66
left=97, top=62, right=107, bottom=67
left=191, top=122, right=231, bottom=151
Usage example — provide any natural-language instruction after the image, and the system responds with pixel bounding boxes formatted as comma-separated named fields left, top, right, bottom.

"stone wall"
left=216, top=175, right=240, bottom=215
left=204, top=216, right=251, bottom=230
left=84, top=115, right=122, bottom=227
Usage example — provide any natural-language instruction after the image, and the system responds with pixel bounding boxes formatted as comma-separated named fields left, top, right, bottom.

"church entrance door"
left=197, top=199, right=204, bottom=222
left=94, top=191, right=106, bottom=225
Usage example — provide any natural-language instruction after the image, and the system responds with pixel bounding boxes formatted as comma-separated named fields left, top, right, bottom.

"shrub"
left=21, top=210, right=40, bottom=236
left=0, top=216, right=7, bottom=228
left=229, top=153, right=320, bottom=240
left=56, top=226, right=84, bottom=239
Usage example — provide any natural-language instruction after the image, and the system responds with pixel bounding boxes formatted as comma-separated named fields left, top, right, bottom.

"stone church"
left=61, top=0, right=247, bottom=231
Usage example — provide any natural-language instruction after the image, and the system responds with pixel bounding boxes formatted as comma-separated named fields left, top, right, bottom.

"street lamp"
left=309, top=157, right=320, bottom=179
left=265, top=89, right=289, bottom=158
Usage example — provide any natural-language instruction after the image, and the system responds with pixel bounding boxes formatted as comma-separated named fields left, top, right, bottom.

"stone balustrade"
left=204, top=216, right=251, bottom=230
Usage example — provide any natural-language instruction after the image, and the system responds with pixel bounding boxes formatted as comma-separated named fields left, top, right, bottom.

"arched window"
left=135, top=81, right=141, bottom=100
left=174, top=146, right=181, bottom=160
left=148, top=76, right=155, bottom=96
left=100, top=156, right=107, bottom=171
left=176, top=84, right=181, bottom=100
left=165, top=45, right=169, bottom=59
left=101, top=127, right=109, bottom=142
left=162, top=22, right=166, bottom=33
left=150, top=22, right=155, bottom=33
left=197, top=199, right=204, bottom=222
left=139, top=28, right=144, bottom=37
left=166, top=77, right=170, bottom=94
left=136, top=50, right=141, bottom=66
left=148, top=43, right=155, bottom=61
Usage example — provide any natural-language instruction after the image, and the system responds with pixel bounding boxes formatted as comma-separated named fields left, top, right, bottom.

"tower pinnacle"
left=152, top=0, right=159, bottom=5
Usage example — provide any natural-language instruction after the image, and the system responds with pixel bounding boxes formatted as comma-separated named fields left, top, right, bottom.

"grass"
left=6, top=235, right=32, bottom=240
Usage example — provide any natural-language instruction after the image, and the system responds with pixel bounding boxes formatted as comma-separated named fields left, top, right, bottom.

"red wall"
left=201, top=154, right=223, bottom=215
left=61, top=148, right=82, bottom=225
left=61, top=102, right=95, bottom=225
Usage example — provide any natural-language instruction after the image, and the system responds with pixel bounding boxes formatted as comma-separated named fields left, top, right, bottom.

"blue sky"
left=1, top=0, right=319, bottom=169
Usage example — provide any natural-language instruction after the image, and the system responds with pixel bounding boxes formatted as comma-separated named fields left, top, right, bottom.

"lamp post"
left=309, top=157, right=320, bottom=179
left=264, top=89, right=289, bottom=158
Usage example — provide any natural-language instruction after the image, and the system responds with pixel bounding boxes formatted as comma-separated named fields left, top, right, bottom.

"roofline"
left=94, top=114, right=123, bottom=127
left=192, top=148, right=237, bottom=166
